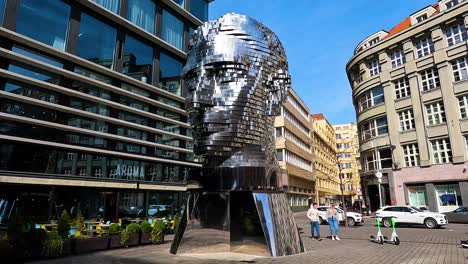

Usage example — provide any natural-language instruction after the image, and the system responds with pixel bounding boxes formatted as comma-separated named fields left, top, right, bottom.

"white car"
left=376, top=206, right=448, bottom=229
left=317, top=206, right=363, bottom=226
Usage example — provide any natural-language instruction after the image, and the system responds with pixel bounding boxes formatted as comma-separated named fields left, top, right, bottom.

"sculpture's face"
left=183, top=14, right=291, bottom=158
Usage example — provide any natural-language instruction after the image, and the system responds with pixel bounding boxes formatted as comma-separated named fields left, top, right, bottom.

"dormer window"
left=446, top=0, right=459, bottom=9
left=369, top=37, right=380, bottom=46
left=416, top=14, right=428, bottom=23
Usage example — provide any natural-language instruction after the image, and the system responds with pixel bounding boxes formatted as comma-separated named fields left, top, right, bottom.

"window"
left=458, top=95, right=468, bottom=118
left=402, top=144, right=419, bottom=167
left=77, top=13, right=117, bottom=68
left=78, top=168, right=87, bottom=177
left=284, top=129, right=311, bottom=153
left=446, top=23, right=467, bottom=46
left=446, top=0, right=459, bottom=9
left=360, top=116, right=388, bottom=141
left=287, top=96, right=309, bottom=120
left=64, top=169, right=72, bottom=175
left=122, top=35, right=153, bottom=83
left=336, top=143, right=342, bottom=149
left=127, top=0, right=156, bottom=33
left=394, top=78, right=411, bottom=99
left=0, top=0, right=6, bottom=25
left=398, top=109, right=415, bottom=131
left=16, top=0, right=71, bottom=51
left=172, top=0, right=185, bottom=8
left=420, top=68, right=440, bottom=91
left=94, top=168, right=103, bottom=177
left=408, top=185, right=427, bottom=207
left=344, top=153, right=351, bottom=158
left=431, top=138, right=452, bottom=164
left=285, top=150, right=312, bottom=171
left=358, top=86, right=384, bottom=112
left=452, top=57, right=468, bottom=82
left=284, top=109, right=310, bottom=136
left=368, top=60, right=381, bottom=76
left=335, top=134, right=341, bottom=139
left=369, top=37, right=379, bottom=46
left=416, top=14, right=428, bottom=23
left=362, top=148, right=392, bottom=172
left=66, top=153, right=74, bottom=160
left=426, top=101, right=446, bottom=125
left=344, top=143, right=351, bottom=148
left=159, top=52, right=183, bottom=96
left=162, top=10, right=185, bottom=50
left=390, top=49, right=406, bottom=68
left=92, top=0, right=120, bottom=13
left=343, top=133, right=350, bottom=139
left=190, top=0, right=208, bottom=22
left=416, top=37, right=434, bottom=58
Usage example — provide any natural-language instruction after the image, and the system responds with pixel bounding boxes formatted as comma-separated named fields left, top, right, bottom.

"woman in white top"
left=326, top=203, right=340, bottom=240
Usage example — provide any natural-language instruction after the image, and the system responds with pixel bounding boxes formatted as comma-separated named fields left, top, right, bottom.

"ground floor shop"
left=0, top=184, right=188, bottom=228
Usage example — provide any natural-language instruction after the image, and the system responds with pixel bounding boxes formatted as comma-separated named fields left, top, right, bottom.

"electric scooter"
left=370, top=217, right=384, bottom=244
left=383, top=217, right=400, bottom=245
left=461, top=240, right=468, bottom=248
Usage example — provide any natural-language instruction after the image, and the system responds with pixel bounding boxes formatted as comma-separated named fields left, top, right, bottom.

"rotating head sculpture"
left=184, top=13, right=291, bottom=188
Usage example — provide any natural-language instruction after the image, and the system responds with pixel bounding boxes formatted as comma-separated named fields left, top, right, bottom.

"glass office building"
left=0, top=0, right=211, bottom=224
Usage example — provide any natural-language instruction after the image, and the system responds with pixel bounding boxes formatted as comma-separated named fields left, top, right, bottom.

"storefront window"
left=127, top=0, right=155, bottom=34
left=436, top=184, right=462, bottom=206
left=162, top=10, right=184, bottom=50
left=408, top=185, right=427, bottom=207
left=148, top=192, right=178, bottom=218
left=16, top=0, right=70, bottom=51
left=159, top=52, right=182, bottom=96
left=118, top=192, right=145, bottom=218
left=92, top=0, right=120, bottom=14
left=76, top=13, right=117, bottom=68
left=122, top=35, right=153, bottom=83
left=190, top=0, right=208, bottom=22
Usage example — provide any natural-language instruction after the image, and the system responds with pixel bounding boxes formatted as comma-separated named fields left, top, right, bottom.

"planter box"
left=109, top=235, right=121, bottom=249
left=73, top=237, right=109, bottom=254
left=62, top=238, right=72, bottom=256
left=140, top=232, right=151, bottom=245
left=126, top=233, right=139, bottom=247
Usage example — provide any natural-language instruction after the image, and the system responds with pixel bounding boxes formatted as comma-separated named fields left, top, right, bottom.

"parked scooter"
left=462, top=240, right=468, bottom=248
left=383, top=217, right=400, bottom=245
left=370, top=217, right=384, bottom=244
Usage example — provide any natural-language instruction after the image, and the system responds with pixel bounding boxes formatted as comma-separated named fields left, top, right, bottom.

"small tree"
left=73, top=210, right=85, bottom=231
left=150, top=220, right=166, bottom=244
left=108, top=223, right=121, bottom=236
left=57, top=211, right=71, bottom=240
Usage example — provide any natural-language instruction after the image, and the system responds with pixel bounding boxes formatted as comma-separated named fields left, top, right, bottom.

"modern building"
left=275, top=88, right=315, bottom=212
left=346, top=0, right=468, bottom=213
left=333, top=123, right=362, bottom=208
left=311, top=113, right=340, bottom=205
left=0, top=0, right=212, bottom=224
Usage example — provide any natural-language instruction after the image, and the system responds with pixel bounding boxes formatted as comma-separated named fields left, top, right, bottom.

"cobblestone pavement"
left=35, top=212, right=468, bottom=264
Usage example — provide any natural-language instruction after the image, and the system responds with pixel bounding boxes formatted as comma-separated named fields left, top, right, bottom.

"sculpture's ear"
left=265, top=68, right=291, bottom=116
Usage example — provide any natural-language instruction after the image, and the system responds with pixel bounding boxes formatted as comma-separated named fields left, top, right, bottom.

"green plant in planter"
left=173, top=214, right=180, bottom=230
left=126, top=223, right=140, bottom=234
left=140, top=221, right=152, bottom=233
left=72, top=210, right=86, bottom=231
left=119, top=230, right=130, bottom=246
left=150, top=220, right=165, bottom=244
left=108, top=223, right=121, bottom=236
left=57, top=210, right=71, bottom=240
left=42, top=231, right=63, bottom=258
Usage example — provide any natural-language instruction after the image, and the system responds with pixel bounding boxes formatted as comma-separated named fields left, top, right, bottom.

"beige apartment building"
left=333, top=123, right=362, bottom=207
left=346, top=0, right=468, bottom=213
left=275, top=89, right=315, bottom=212
left=311, top=114, right=340, bottom=205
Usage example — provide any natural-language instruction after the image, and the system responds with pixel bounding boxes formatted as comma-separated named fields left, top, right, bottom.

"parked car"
left=443, top=207, right=468, bottom=223
left=376, top=206, right=448, bottom=229
left=317, top=206, right=363, bottom=226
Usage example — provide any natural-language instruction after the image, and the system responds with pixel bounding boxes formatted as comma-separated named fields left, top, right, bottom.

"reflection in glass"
left=148, top=192, right=178, bottom=218
left=190, top=0, right=208, bottom=22
left=76, top=13, right=117, bottom=68
left=162, top=10, right=184, bottom=50
left=118, top=192, right=145, bottom=218
left=4, top=81, right=59, bottom=103
left=159, top=52, right=182, bottom=96
left=74, top=67, right=113, bottom=84
left=12, top=46, right=63, bottom=68
left=0, top=0, right=5, bottom=25
left=172, top=0, right=185, bottom=8
left=16, top=0, right=70, bottom=51
left=127, top=0, right=156, bottom=34
left=7, top=63, right=60, bottom=85
left=122, top=35, right=153, bottom=83
left=92, top=0, right=120, bottom=14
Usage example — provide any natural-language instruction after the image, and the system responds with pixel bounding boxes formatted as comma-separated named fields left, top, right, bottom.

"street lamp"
left=337, top=163, right=348, bottom=227
left=375, top=171, right=383, bottom=208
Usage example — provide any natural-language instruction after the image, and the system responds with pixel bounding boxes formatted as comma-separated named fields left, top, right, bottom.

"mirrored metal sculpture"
left=170, top=13, right=304, bottom=257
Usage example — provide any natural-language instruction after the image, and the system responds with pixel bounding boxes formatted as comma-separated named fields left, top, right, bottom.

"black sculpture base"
left=170, top=191, right=304, bottom=257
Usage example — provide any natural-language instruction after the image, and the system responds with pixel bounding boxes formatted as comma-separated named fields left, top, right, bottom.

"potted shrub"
left=108, top=223, right=122, bottom=249
left=42, top=231, right=63, bottom=259
left=150, top=220, right=165, bottom=245
left=57, top=210, right=71, bottom=240
left=72, top=234, right=109, bottom=254
left=124, top=223, right=140, bottom=247
left=139, top=221, right=152, bottom=245
left=70, top=210, right=85, bottom=237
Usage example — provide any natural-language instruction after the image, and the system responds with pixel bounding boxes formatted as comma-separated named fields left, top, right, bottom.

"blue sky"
left=209, top=0, right=435, bottom=125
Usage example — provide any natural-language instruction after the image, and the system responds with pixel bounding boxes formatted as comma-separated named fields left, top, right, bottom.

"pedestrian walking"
left=326, top=203, right=340, bottom=240
left=306, top=203, right=322, bottom=241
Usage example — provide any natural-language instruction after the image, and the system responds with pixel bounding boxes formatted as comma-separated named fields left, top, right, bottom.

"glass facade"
left=122, top=35, right=153, bottom=83
left=0, top=0, right=6, bottom=25
left=15, top=0, right=71, bottom=51
left=191, top=0, right=208, bottom=22
left=92, top=0, right=120, bottom=14
left=127, top=0, right=156, bottom=34
left=162, top=10, right=185, bottom=50
left=159, top=52, right=183, bottom=96
left=76, top=13, right=117, bottom=68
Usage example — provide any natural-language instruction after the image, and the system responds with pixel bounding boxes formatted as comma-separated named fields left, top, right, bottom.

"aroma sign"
left=115, top=164, right=145, bottom=179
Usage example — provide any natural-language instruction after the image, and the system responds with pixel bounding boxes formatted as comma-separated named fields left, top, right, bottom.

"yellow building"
left=311, top=114, right=340, bottom=205
left=275, top=89, right=315, bottom=211
left=333, top=123, right=362, bottom=207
